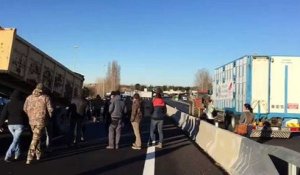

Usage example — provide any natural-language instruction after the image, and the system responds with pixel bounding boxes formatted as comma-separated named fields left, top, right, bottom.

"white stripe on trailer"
left=143, top=146, right=155, bottom=175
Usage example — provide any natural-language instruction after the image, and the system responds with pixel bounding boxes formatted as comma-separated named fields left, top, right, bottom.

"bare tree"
left=194, top=68, right=212, bottom=92
left=106, top=60, right=121, bottom=92
left=91, top=60, right=121, bottom=98
left=95, top=78, right=107, bottom=97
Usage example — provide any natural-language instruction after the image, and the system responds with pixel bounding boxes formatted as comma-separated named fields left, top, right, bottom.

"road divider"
left=167, top=105, right=280, bottom=175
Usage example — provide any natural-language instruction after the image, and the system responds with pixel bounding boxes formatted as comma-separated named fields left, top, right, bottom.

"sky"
left=1, top=0, right=300, bottom=86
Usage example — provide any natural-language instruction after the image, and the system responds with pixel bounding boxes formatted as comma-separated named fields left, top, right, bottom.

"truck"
left=0, top=27, right=84, bottom=103
left=0, top=27, right=84, bottom=135
left=212, top=55, right=300, bottom=138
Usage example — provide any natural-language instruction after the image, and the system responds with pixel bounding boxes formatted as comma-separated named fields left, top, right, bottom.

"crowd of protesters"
left=0, top=83, right=168, bottom=165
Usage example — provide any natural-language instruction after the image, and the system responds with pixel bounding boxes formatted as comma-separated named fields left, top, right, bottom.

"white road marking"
left=143, top=146, right=155, bottom=175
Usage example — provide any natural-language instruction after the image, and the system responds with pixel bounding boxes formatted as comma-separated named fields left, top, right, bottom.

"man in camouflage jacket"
left=23, top=83, right=53, bottom=164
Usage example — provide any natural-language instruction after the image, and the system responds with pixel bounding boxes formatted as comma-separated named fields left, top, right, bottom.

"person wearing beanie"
left=23, top=83, right=53, bottom=164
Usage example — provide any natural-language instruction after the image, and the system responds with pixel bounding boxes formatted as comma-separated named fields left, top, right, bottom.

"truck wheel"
left=226, top=115, right=235, bottom=131
left=231, top=116, right=236, bottom=128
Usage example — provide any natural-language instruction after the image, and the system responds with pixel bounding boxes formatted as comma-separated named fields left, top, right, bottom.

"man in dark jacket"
left=149, top=91, right=166, bottom=148
left=92, top=95, right=103, bottom=122
left=0, top=90, right=27, bottom=162
left=107, top=91, right=127, bottom=149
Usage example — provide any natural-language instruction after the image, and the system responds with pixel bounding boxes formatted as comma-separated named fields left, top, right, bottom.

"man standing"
left=23, top=83, right=53, bottom=164
left=131, top=93, right=143, bottom=150
left=70, top=92, right=88, bottom=144
left=107, top=91, right=127, bottom=149
left=149, top=91, right=166, bottom=148
left=92, top=95, right=103, bottom=123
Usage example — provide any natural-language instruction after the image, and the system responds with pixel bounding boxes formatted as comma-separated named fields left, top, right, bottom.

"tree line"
left=84, top=60, right=213, bottom=97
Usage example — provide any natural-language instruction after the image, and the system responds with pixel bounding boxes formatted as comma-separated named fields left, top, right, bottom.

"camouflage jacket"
left=23, top=89, right=53, bottom=127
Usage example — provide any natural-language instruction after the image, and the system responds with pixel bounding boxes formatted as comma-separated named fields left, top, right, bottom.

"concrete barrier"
left=230, top=137, right=278, bottom=175
left=166, top=105, right=178, bottom=117
left=195, top=121, right=219, bottom=156
left=263, top=145, right=300, bottom=175
left=178, top=112, right=188, bottom=128
left=167, top=105, right=300, bottom=175
left=197, top=121, right=278, bottom=175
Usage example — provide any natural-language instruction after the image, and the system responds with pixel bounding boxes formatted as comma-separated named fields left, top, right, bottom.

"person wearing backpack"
left=107, top=91, right=127, bottom=149
left=131, top=93, right=143, bottom=150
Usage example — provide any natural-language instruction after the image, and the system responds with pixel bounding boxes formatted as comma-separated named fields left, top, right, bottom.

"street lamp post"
left=73, top=45, right=79, bottom=71
left=102, top=65, right=106, bottom=97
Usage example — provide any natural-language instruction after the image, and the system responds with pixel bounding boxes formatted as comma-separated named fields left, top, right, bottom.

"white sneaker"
left=106, top=146, right=114, bottom=149
left=132, top=145, right=141, bottom=150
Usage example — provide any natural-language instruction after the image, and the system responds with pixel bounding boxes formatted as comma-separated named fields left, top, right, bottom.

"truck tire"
left=230, top=115, right=236, bottom=131
left=225, top=114, right=235, bottom=131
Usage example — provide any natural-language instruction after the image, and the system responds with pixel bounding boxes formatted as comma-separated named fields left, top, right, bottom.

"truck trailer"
left=212, top=55, right=300, bottom=138
left=0, top=27, right=84, bottom=103
left=0, top=27, right=84, bottom=135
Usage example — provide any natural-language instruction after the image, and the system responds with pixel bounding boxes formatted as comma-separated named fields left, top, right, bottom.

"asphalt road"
left=164, top=98, right=189, bottom=114
left=0, top=100, right=226, bottom=175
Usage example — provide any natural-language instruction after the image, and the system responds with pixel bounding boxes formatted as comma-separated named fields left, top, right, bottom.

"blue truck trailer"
left=212, top=55, right=300, bottom=138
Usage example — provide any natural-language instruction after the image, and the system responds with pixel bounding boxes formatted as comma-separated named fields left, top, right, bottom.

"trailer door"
left=270, top=56, right=300, bottom=117
left=251, top=56, right=270, bottom=114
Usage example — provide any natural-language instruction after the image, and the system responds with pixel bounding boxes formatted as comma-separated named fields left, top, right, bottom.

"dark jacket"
left=0, top=91, right=27, bottom=127
left=68, top=103, right=80, bottom=120
left=92, top=97, right=103, bottom=110
left=109, top=95, right=127, bottom=119
left=151, top=97, right=166, bottom=120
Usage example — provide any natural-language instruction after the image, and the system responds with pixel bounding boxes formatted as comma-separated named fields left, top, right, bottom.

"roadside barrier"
left=263, top=145, right=300, bottom=175
left=167, top=105, right=285, bottom=175
left=178, top=112, right=189, bottom=128
left=167, top=105, right=200, bottom=140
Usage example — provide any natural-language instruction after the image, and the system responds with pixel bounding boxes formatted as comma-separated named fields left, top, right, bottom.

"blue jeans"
left=150, top=119, right=164, bottom=144
left=6, top=125, right=24, bottom=160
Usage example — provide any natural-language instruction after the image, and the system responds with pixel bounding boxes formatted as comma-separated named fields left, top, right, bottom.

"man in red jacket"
left=149, top=91, right=166, bottom=148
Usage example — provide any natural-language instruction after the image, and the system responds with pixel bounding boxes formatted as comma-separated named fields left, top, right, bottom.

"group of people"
left=202, top=98, right=254, bottom=136
left=105, top=90, right=167, bottom=150
left=0, top=83, right=90, bottom=164
left=0, top=83, right=53, bottom=164
left=0, top=83, right=168, bottom=165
